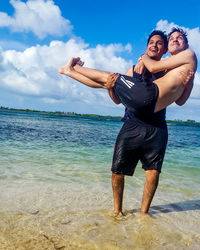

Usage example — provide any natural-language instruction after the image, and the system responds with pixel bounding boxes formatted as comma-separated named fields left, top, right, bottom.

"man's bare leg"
left=141, top=170, right=159, bottom=214
left=74, top=65, right=110, bottom=83
left=59, top=57, right=108, bottom=88
left=112, top=173, right=124, bottom=215
left=59, top=57, right=110, bottom=84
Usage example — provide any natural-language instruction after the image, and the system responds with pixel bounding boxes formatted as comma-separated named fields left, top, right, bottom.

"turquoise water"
left=0, top=110, right=200, bottom=249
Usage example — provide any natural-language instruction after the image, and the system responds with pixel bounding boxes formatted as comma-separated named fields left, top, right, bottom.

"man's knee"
left=145, top=170, right=160, bottom=183
left=112, top=172, right=124, bottom=179
left=112, top=173, right=124, bottom=185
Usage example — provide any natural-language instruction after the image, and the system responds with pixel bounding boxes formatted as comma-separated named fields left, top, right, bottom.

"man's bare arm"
left=175, top=70, right=194, bottom=105
left=141, top=50, right=196, bottom=73
left=126, top=66, right=133, bottom=76
left=175, top=82, right=193, bottom=106
left=108, top=89, right=121, bottom=104
left=106, top=73, right=121, bottom=104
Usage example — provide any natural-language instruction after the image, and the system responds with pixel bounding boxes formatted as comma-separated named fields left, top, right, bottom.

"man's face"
left=168, top=31, right=189, bottom=55
left=146, top=35, right=166, bottom=60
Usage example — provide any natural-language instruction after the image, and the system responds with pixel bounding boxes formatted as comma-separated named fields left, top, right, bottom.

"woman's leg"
left=59, top=57, right=111, bottom=87
left=74, top=65, right=110, bottom=83
left=59, top=57, right=111, bottom=88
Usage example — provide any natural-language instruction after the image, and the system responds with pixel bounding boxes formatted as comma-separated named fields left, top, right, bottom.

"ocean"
left=0, top=110, right=200, bottom=249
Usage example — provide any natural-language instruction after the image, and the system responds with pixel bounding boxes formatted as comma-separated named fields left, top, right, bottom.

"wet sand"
left=1, top=180, right=200, bottom=249
left=1, top=206, right=200, bottom=250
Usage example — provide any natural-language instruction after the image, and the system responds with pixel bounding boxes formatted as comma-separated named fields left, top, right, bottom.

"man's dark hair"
left=147, top=30, right=168, bottom=49
left=168, top=27, right=188, bottom=44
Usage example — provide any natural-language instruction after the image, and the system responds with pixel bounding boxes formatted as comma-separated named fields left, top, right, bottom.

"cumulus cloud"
left=0, top=39, right=132, bottom=109
left=0, top=0, right=73, bottom=39
left=156, top=20, right=200, bottom=57
left=191, top=72, right=200, bottom=99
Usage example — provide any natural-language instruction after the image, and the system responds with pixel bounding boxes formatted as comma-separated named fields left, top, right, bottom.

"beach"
left=0, top=110, right=200, bottom=249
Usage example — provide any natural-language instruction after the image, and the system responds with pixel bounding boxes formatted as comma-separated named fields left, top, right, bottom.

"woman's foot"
left=59, top=57, right=84, bottom=75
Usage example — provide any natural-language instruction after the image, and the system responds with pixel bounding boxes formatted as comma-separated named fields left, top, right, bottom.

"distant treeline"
left=0, top=106, right=122, bottom=119
left=0, top=106, right=199, bottom=124
left=167, top=119, right=198, bottom=124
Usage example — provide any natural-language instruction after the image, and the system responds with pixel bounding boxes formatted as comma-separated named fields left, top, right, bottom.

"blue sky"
left=0, top=0, right=200, bottom=121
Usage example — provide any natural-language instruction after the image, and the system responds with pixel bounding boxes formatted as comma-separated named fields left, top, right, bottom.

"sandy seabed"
left=1, top=206, right=200, bottom=250
left=1, top=182, right=200, bottom=250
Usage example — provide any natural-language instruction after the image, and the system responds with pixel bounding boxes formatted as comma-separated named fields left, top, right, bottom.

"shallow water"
left=0, top=110, right=200, bottom=249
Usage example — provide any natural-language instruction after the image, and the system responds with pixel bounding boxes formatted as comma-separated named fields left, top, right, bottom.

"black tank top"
left=122, top=67, right=166, bottom=128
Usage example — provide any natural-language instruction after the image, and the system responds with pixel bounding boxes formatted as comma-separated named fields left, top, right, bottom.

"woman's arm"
left=141, top=49, right=195, bottom=73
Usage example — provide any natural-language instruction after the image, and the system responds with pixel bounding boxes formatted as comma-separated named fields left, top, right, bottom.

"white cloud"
left=0, top=0, right=73, bottom=39
left=156, top=20, right=200, bottom=57
left=191, top=72, right=200, bottom=99
left=0, top=39, right=132, bottom=109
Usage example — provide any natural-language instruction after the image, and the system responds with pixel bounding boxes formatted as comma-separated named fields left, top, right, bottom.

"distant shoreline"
left=0, top=107, right=199, bottom=124
left=0, top=107, right=122, bottom=119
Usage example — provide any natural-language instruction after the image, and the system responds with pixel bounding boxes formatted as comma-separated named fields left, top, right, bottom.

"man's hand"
left=105, top=73, right=120, bottom=89
left=134, top=60, right=146, bottom=75
left=179, top=70, right=194, bottom=85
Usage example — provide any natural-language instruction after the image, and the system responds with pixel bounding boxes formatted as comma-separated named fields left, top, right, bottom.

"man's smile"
left=150, top=48, right=158, bottom=52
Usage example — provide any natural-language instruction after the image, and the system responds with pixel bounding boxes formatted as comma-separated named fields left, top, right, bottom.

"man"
left=59, top=28, right=196, bottom=215
left=109, top=30, right=168, bottom=215
left=108, top=28, right=196, bottom=215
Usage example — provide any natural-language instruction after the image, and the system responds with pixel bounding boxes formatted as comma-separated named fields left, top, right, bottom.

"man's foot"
left=111, top=211, right=125, bottom=221
left=59, top=57, right=84, bottom=75
left=140, top=211, right=155, bottom=219
left=113, top=211, right=125, bottom=217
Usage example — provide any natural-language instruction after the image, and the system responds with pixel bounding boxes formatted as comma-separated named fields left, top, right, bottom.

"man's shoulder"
left=185, top=49, right=195, bottom=56
left=178, top=49, right=196, bottom=59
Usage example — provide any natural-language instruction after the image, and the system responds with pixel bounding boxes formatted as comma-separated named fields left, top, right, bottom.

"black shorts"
left=113, top=73, right=158, bottom=117
left=111, top=122, right=168, bottom=176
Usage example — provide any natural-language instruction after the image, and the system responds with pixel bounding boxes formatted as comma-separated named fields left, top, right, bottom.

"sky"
left=0, top=0, right=200, bottom=121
